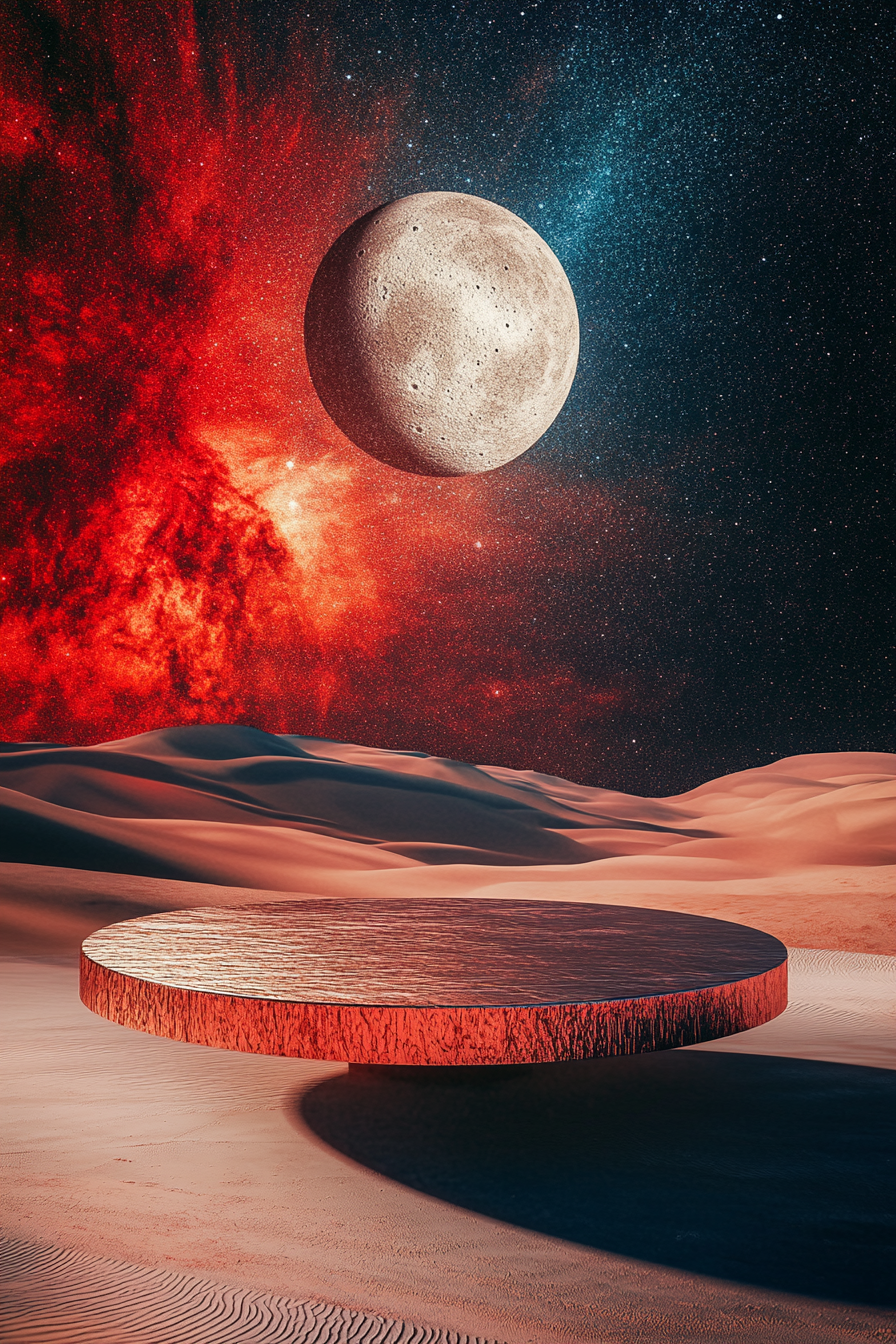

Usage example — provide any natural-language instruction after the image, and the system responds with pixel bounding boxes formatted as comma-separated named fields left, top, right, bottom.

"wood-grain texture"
left=80, top=899, right=787, bottom=1066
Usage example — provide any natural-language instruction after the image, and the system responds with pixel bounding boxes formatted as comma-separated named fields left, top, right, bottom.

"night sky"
left=2, top=0, right=892, bottom=793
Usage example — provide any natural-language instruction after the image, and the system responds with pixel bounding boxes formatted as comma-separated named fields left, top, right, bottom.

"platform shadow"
left=297, top=1049, right=895, bottom=1305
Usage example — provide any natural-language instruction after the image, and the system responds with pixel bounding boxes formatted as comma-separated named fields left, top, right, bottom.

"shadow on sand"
left=297, top=1049, right=895, bottom=1306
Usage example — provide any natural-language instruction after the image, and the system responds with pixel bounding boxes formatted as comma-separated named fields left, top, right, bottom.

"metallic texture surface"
left=81, top=898, right=787, bottom=1065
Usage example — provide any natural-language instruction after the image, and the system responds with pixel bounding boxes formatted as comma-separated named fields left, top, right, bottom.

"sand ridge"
left=1, top=1233, right=493, bottom=1344
left=0, top=727, right=893, bottom=953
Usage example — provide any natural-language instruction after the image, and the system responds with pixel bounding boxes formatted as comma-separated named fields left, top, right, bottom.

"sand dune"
left=1, top=726, right=893, bottom=951
left=2, top=726, right=895, bottom=1341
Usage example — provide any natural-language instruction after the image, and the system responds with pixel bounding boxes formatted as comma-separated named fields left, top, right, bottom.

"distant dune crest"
left=0, top=724, right=892, bottom=880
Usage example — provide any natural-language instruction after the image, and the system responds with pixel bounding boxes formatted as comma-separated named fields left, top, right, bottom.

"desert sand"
left=2, top=728, right=894, bottom=1341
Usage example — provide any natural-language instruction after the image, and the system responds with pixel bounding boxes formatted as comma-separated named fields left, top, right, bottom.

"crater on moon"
left=303, top=191, right=580, bottom=476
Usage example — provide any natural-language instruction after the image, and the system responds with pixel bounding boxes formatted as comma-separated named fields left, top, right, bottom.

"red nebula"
left=1, top=2, right=676, bottom=781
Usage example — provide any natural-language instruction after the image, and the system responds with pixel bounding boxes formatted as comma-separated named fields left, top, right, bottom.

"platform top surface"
left=81, top=899, right=786, bottom=1007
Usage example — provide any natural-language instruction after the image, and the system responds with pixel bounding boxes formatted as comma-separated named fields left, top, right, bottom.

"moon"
left=303, top=191, right=579, bottom=477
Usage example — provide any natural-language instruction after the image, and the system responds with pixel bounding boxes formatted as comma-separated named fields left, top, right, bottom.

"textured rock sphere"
left=303, top=192, right=579, bottom=476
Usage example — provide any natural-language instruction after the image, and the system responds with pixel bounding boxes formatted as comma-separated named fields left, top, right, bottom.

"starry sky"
left=2, top=0, right=892, bottom=793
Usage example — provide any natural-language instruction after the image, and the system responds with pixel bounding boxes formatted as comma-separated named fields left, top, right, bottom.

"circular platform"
left=80, top=899, right=787, bottom=1066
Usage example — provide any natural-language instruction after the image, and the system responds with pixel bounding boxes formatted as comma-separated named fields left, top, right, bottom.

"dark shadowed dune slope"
left=0, top=726, right=892, bottom=890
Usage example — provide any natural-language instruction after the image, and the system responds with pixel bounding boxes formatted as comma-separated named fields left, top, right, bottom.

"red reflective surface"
left=81, top=899, right=787, bottom=1065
